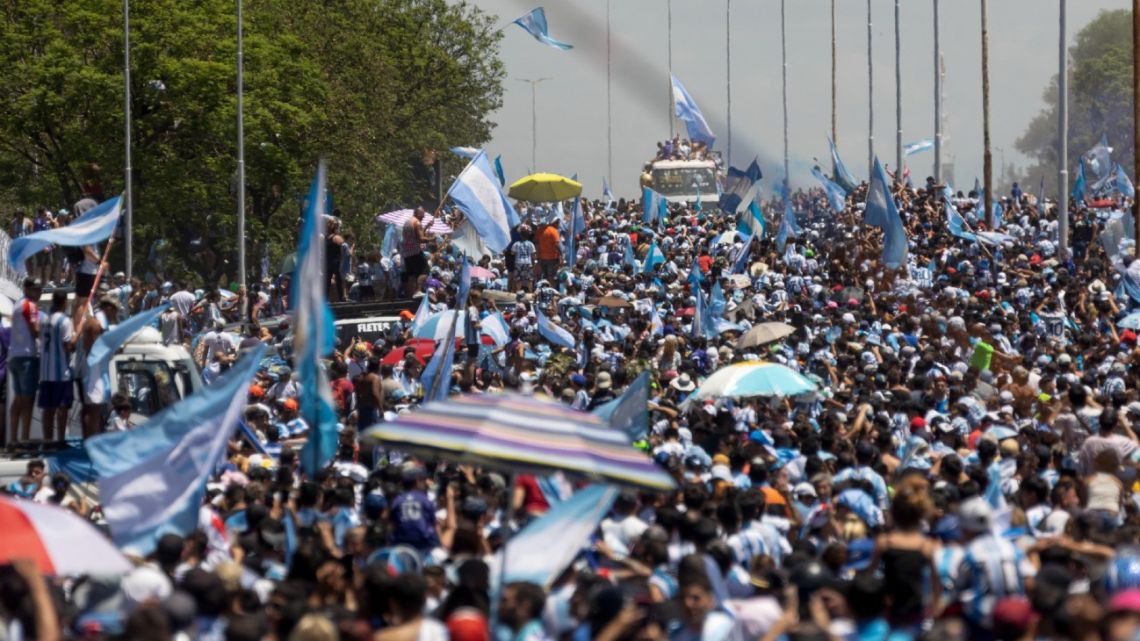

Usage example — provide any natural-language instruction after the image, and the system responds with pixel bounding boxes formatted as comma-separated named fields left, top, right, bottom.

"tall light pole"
left=1058, top=0, right=1069, bottom=257
left=516, top=77, right=551, bottom=171
left=1133, top=0, right=1140, bottom=245
left=867, top=0, right=874, bottom=177
left=895, top=0, right=902, bottom=181
left=236, top=0, right=247, bottom=317
left=726, top=0, right=732, bottom=166
left=123, top=0, right=133, bottom=280
left=981, top=0, right=993, bottom=226
left=934, top=0, right=942, bottom=185
left=667, top=0, right=674, bottom=137
left=606, top=0, right=612, bottom=185
left=781, top=0, right=790, bottom=184
left=831, top=0, right=837, bottom=144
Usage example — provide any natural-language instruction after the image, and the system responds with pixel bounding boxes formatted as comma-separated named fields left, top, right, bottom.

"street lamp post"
left=1058, top=0, right=1069, bottom=257
left=123, top=0, right=133, bottom=280
left=516, top=77, right=551, bottom=172
left=237, top=0, right=247, bottom=318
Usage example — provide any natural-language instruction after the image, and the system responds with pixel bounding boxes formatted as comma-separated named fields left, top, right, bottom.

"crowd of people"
left=6, top=156, right=1140, bottom=641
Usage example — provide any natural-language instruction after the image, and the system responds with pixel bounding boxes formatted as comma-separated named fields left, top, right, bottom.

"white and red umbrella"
left=0, top=497, right=133, bottom=576
left=375, top=209, right=452, bottom=234
left=469, top=265, right=496, bottom=280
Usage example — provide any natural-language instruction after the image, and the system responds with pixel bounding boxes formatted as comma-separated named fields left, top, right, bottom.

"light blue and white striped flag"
left=592, top=371, right=650, bottom=440
left=719, top=159, right=761, bottom=214
left=737, top=199, right=766, bottom=239
left=513, top=7, right=573, bottom=50
left=670, top=75, right=716, bottom=148
left=450, top=146, right=479, bottom=159
left=865, top=157, right=908, bottom=268
left=642, top=187, right=667, bottom=226
left=9, top=195, right=122, bottom=271
left=827, top=134, right=858, bottom=192
left=294, top=160, right=339, bottom=477
left=602, top=177, right=615, bottom=206
left=811, top=166, right=847, bottom=213
left=447, top=150, right=517, bottom=252
left=481, top=312, right=511, bottom=347
left=903, top=138, right=935, bottom=157
left=86, top=345, right=265, bottom=554
left=86, top=303, right=169, bottom=404
left=1115, top=164, right=1136, bottom=198
left=536, top=308, right=575, bottom=349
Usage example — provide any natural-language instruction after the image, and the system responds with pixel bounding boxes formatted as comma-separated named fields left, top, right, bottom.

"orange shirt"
left=537, top=225, right=561, bottom=261
left=698, top=255, right=714, bottom=274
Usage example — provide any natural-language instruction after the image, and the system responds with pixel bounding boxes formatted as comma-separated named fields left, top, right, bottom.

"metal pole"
left=867, top=0, right=874, bottom=177
left=782, top=0, right=789, bottom=183
left=981, top=0, right=993, bottom=226
left=237, top=0, right=247, bottom=319
left=1058, top=0, right=1068, bottom=257
left=831, top=0, right=837, bottom=144
left=531, top=81, right=537, bottom=170
left=1133, top=0, right=1140, bottom=246
left=726, top=0, right=732, bottom=166
left=606, top=0, right=612, bottom=185
left=667, top=0, right=674, bottom=137
left=895, top=0, right=902, bottom=182
left=123, top=0, right=133, bottom=280
left=934, top=0, right=942, bottom=184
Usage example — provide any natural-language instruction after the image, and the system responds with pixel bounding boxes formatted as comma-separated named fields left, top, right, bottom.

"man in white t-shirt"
left=8, top=277, right=43, bottom=445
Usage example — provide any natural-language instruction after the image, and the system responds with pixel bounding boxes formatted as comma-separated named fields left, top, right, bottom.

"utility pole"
left=667, top=0, right=674, bottom=137
left=981, top=0, right=994, bottom=226
left=123, top=0, right=133, bottom=280
left=726, top=0, right=732, bottom=166
left=237, top=0, right=247, bottom=318
left=934, top=0, right=942, bottom=185
left=516, top=78, right=551, bottom=171
left=1058, top=0, right=1069, bottom=257
left=782, top=0, right=790, bottom=183
left=895, top=0, right=903, bottom=182
left=867, top=0, right=874, bottom=177
left=606, top=0, right=612, bottom=185
left=1133, top=0, right=1140, bottom=246
left=831, top=0, right=837, bottom=145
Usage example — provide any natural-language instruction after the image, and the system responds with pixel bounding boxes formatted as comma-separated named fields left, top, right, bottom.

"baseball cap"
left=958, top=497, right=993, bottom=533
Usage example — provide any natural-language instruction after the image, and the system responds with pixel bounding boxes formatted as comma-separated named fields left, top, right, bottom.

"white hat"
left=958, top=497, right=993, bottom=533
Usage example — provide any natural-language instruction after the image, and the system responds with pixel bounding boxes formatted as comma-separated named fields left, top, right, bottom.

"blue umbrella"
left=693, top=362, right=817, bottom=399
left=985, top=426, right=1018, bottom=441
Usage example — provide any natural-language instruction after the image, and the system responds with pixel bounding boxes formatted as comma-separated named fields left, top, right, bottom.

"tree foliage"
left=0, top=0, right=504, bottom=284
left=1016, top=9, right=1133, bottom=192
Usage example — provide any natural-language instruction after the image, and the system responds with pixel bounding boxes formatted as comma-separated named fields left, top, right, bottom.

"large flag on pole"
left=737, top=199, right=766, bottom=238
left=512, top=7, right=573, bottom=50
left=536, top=309, right=575, bottom=349
left=9, top=195, right=122, bottom=271
left=719, top=158, right=762, bottom=214
left=811, top=166, right=848, bottom=213
left=1072, top=158, right=1087, bottom=203
left=903, top=138, right=935, bottom=157
left=864, top=157, right=908, bottom=268
left=86, top=345, right=265, bottom=554
left=1083, top=134, right=1113, bottom=180
left=447, top=150, right=516, bottom=252
left=945, top=196, right=978, bottom=243
left=602, top=177, right=615, bottom=207
left=827, top=134, right=858, bottom=192
left=592, top=372, right=650, bottom=440
left=670, top=75, right=716, bottom=148
left=86, top=303, right=169, bottom=404
left=294, top=160, right=339, bottom=478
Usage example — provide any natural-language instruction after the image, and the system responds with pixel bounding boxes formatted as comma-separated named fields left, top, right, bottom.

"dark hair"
left=505, top=581, right=546, bottom=621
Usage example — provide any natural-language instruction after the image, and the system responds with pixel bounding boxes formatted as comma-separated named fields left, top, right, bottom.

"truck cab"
left=650, top=158, right=721, bottom=204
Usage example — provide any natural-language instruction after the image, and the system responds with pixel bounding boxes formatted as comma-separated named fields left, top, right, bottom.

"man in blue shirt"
left=389, top=466, right=438, bottom=553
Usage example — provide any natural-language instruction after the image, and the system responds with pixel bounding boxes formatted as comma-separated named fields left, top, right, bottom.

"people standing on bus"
left=8, top=278, right=42, bottom=446
left=39, top=290, right=75, bottom=442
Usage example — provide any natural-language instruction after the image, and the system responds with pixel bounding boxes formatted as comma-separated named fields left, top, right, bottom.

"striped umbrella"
left=412, top=310, right=468, bottom=341
left=0, top=497, right=132, bottom=576
left=375, top=209, right=452, bottom=234
left=362, top=393, right=675, bottom=491
left=693, top=361, right=817, bottom=400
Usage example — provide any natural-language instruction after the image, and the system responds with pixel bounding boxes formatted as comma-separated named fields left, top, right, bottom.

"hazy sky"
left=470, top=0, right=1130, bottom=199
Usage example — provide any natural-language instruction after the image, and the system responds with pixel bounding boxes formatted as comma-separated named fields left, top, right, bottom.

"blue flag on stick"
left=10, top=195, right=122, bottom=271
left=827, top=134, right=858, bottom=192
left=513, top=7, right=573, bottom=49
left=670, top=75, right=716, bottom=148
left=865, top=157, right=909, bottom=268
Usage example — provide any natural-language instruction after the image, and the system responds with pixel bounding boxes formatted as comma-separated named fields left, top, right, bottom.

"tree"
left=1016, top=9, right=1133, bottom=193
left=0, top=0, right=504, bottom=285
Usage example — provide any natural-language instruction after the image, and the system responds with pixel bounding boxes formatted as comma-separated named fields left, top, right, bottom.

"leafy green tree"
left=0, top=0, right=503, bottom=285
left=1016, top=9, right=1133, bottom=192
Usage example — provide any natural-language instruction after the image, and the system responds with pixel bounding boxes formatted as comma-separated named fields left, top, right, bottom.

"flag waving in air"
left=670, top=75, right=716, bottom=148
left=827, top=134, right=858, bottom=192
left=447, top=150, right=517, bottom=252
left=811, top=166, right=847, bottom=213
left=719, top=158, right=762, bottom=214
left=513, top=7, right=572, bottom=50
left=9, top=195, right=122, bottom=271
left=864, top=157, right=908, bottom=268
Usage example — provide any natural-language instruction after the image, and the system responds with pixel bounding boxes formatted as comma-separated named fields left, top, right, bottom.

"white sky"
left=467, top=0, right=1130, bottom=198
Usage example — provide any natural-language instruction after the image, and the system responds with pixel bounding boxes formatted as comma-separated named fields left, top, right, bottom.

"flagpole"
left=516, top=77, right=551, bottom=171
left=934, top=0, right=942, bottom=185
left=895, top=0, right=903, bottom=182
left=981, top=0, right=994, bottom=226
left=831, top=0, right=837, bottom=145
left=1132, top=0, right=1140, bottom=246
left=667, top=0, right=674, bottom=138
left=867, top=0, right=874, bottom=178
left=1057, top=0, right=1068, bottom=257
left=237, top=0, right=247, bottom=319
left=123, top=0, right=133, bottom=281
left=606, top=0, right=613, bottom=186
left=726, top=0, right=732, bottom=166
left=781, top=0, right=789, bottom=184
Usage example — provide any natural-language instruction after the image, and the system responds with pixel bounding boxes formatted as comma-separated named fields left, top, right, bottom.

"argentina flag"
left=513, top=7, right=573, bottom=50
left=294, top=160, right=339, bottom=477
left=719, top=158, right=761, bottom=214
left=536, top=308, right=575, bottom=349
left=670, top=75, right=716, bottom=148
left=448, top=150, right=517, bottom=252
left=86, top=303, right=169, bottom=404
left=827, top=134, right=859, bottom=192
left=9, top=195, right=122, bottom=271
left=865, top=157, right=908, bottom=268
left=811, top=166, right=847, bottom=213
left=903, top=138, right=935, bottom=157
left=642, top=187, right=667, bottom=226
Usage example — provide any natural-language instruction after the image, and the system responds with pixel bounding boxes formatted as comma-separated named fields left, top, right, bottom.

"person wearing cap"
left=951, top=497, right=1037, bottom=632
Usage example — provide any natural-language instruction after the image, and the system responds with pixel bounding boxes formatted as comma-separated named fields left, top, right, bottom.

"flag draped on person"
left=536, top=308, right=575, bottom=349
left=9, top=195, right=122, bottom=271
left=623, top=236, right=638, bottom=270
left=642, top=187, right=667, bottom=227
left=592, top=372, right=650, bottom=440
left=86, top=303, right=170, bottom=404
left=85, top=345, right=266, bottom=554
left=827, top=134, right=858, bottom=192
left=447, top=150, right=517, bottom=252
left=903, top=138, right=935, bottom=157
left=732, top=234, right=753, bottom=274
left=864, top=157, right=908, bottom=268
left=512, top=7, right=573, bottom=49
left=811, top=166, right=847, bottom=213
left=294, top=160, right=339, bottom=478
left=670, top=75, right=716, bottom=148
left=719, top=158, right=761, bottom=214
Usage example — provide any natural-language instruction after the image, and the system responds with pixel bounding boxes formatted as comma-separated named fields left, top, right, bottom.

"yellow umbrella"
left=508, top=173, right=583, bottom=202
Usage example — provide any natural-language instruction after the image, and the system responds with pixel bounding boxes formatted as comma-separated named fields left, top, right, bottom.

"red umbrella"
left=380, top=336, right=496, bottom=366
left=0, top=497, right=132, bottom=576
left=677, top=307, right=696, bottom=317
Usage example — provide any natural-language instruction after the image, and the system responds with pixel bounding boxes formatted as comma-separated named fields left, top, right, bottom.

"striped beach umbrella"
left=375, top=209, right=452, bottom=234
left=0, top=497, right=132, bottom=576
left=693, top=361, right=817, bottom=400
left=362, top=393, right=675, bottom=492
